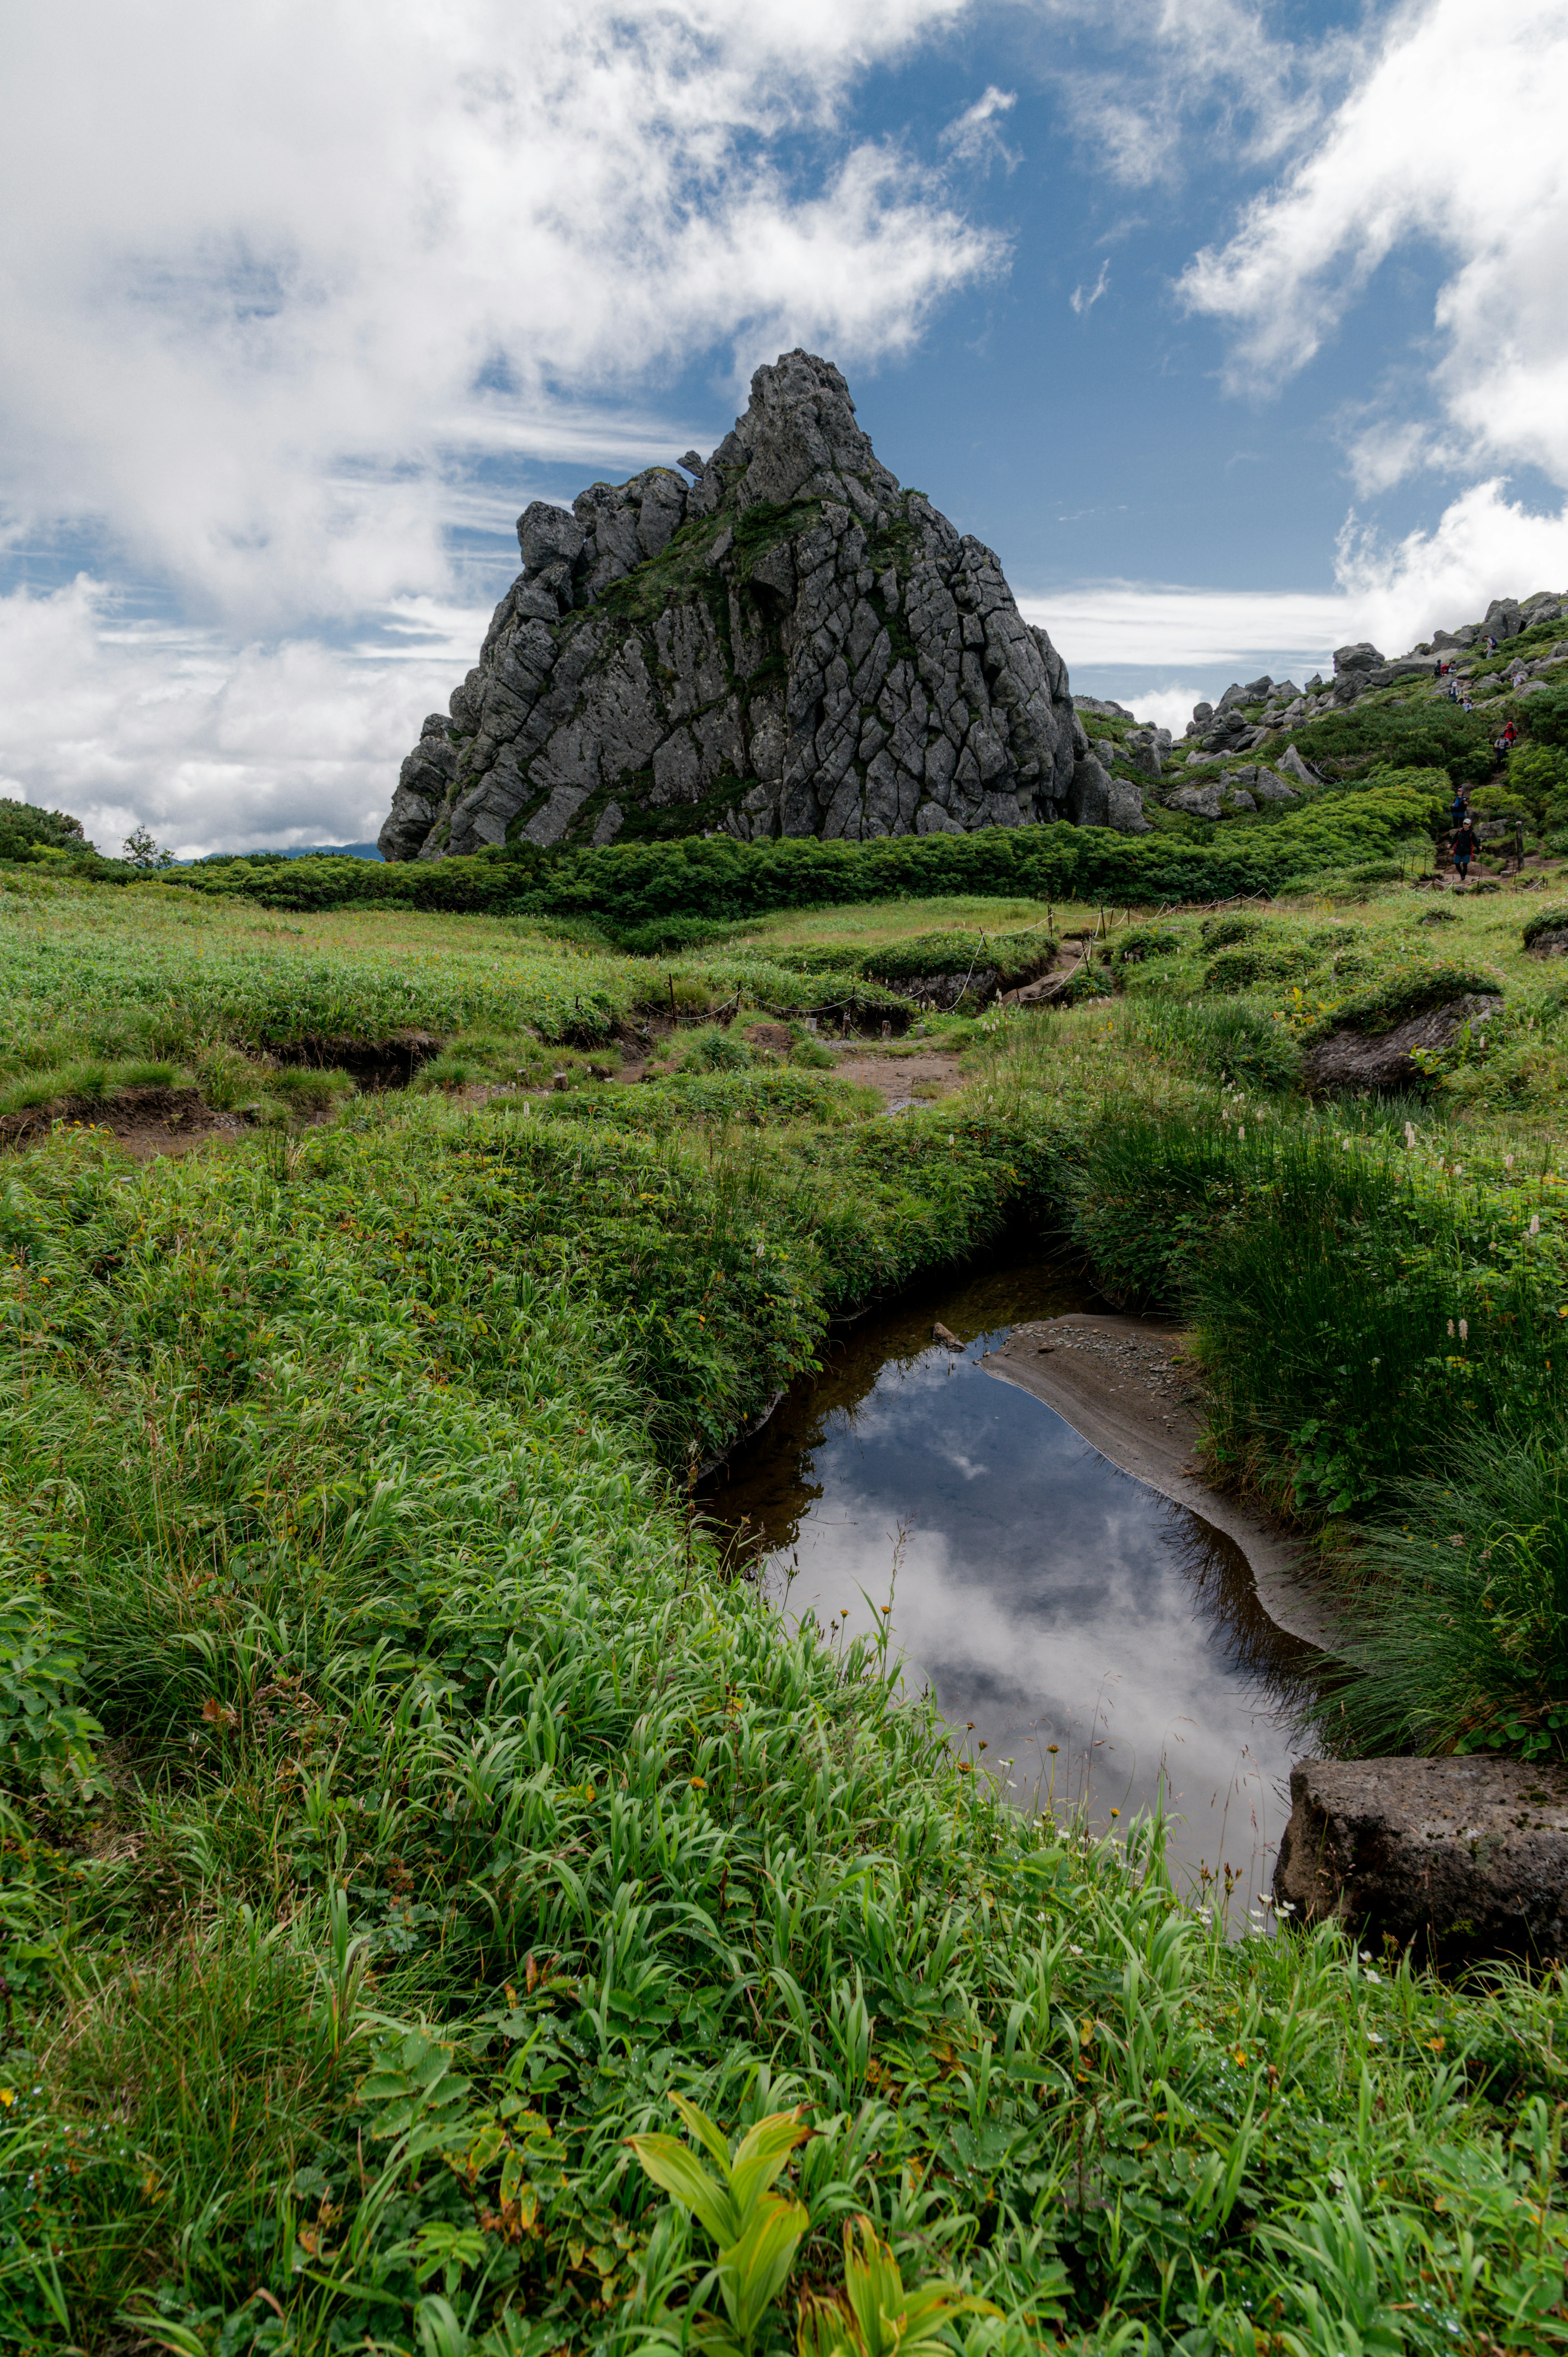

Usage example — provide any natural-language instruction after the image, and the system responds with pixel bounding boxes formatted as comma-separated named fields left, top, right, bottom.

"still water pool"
left=702, top=1255, right=1318, bottom=1906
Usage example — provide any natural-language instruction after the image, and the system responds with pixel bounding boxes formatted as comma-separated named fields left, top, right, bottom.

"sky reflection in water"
left=704, top=1258, right=1317, bottom=1904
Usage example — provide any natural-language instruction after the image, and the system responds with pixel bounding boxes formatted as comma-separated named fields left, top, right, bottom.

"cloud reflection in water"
left=705, top=1263, right=1316, bottom=1902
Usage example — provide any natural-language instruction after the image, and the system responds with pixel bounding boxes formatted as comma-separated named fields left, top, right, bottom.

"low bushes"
left=116, top=775, right=1443, bottom=924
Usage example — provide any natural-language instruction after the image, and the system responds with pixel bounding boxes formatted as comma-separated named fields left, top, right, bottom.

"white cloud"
left=1334, top=482, right=1568, bottom=656
left=1020, top=582, right=1351, bottom=669
left=0, top=579, right=472, bottom=857
left=0, top=0, right=998, bottom=632
left=940, top=84, right=1019, bottom=168
left=1070, top=261, right=1110, bottom=316
left=1180, top=0, right=1568, bottom=492
left=1036, top=0, right=1356, bottom=191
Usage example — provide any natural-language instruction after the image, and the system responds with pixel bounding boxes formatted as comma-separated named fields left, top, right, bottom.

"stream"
left=702, top=1254, right=1320, bottom=1910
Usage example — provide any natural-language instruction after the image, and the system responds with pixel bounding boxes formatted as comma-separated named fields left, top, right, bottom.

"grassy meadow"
left=2, top=850, right=1568, bottom=2354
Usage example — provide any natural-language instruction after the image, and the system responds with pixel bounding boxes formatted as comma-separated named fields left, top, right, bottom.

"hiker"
left=1486, top=633, right=1498, bottom=654
left=1450, top=784, right=1470, bottom=829
left=1451, top=814, right=1479, bottom=884
left=1503, top=718, right=1519, bottom=747
left=1462, top=693, right=1475, bottom=714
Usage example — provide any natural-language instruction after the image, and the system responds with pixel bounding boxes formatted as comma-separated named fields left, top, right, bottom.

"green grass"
left=1, top=870, right=1568, bottom=2353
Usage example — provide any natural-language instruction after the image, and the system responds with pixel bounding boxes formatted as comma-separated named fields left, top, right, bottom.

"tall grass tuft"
left=1313, top=1436, right=1568, bottom=1759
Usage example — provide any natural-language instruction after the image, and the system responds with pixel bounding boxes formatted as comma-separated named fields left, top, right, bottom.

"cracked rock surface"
left=380, top=350, right=1091, bottom=862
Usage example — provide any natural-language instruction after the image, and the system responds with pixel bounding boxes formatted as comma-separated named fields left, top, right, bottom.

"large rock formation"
left=380, top=351, right=1093, bottom=861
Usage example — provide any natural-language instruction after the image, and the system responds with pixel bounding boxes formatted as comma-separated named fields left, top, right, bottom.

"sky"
left=2, top=0, right=1566, bottom=856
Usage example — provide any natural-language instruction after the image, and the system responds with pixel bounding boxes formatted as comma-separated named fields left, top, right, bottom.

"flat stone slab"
left=1274, top=1756, right=1568, bottom=1962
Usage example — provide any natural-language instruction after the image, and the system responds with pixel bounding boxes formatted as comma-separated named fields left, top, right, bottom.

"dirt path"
left=981, top=1312, right=1340, bottom=1650
left=823, top=1045, right=967, bottom=1111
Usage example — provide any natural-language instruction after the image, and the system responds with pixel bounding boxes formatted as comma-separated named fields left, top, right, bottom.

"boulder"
left=1274, top=1755, right=1568, bottom=1963
left=1068, top=754, right=1152, bottom=833
left=1250, top=769, right=1299, bottom=804
left=1275, top=743, right=1321, bottom=789
left=1303, top=992, right=1502, bottom=1093
left=1483, top=597, right=1521, bottom=642
left=1166, top=783, right=1224, bottom=820
left=381, top=350, right=1080, bottom=858
left=1123, top=727, right=1165, bottom=780
left=1334, top=641, right=1385, bottom=676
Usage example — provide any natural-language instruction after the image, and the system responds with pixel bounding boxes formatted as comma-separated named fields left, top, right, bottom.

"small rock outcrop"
left=381, top=352, right=1090, bottom=861
left=1178, top=589, right=1568, bottom=747
left=1303, top=991, right=1501, bottom=1093
left=1274, top=1756, right=1568, bottom=1962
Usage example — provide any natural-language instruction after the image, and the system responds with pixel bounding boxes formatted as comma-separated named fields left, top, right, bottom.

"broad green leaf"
left=728, top=2108, right=811, bottom=2223
left=628, top=2131, right=737, bottom=2246
left=670, top=2090, right=737, bottom=2171
left=716, top=2192, right=810, bottom=2341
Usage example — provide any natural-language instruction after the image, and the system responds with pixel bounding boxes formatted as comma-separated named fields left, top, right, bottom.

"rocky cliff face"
left=380, top=352, right=1098, bottom=862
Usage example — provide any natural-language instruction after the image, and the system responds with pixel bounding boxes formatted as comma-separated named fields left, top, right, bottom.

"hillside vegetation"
left=1, top=845, right=1567, bottom=2355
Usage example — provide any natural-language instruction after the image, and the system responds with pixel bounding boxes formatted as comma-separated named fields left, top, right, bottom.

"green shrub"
left=1204, top=945, right=1319, bottom=992
left=1276, top=702, right=1496, bottom=788
left=1502, top=740, right=1568, bottom=823
left=150, top=777, right=1443, bottom=925
left=1299, top=958, right=1501, bottom=1040
left=1111, top=925, right=1182, bottom=964
left=1199, top=914, right=1264, bottom=950
left=0, top=798, right=94, bottom=866
left=1524, top=688, right=1568, bottom=748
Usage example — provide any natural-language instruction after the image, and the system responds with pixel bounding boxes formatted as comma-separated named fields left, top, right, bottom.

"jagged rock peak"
left=380, top=350, right=1104, bottom=862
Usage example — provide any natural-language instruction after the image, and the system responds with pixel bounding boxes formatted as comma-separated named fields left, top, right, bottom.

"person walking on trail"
left=1450, top=784, right=1470, bottom=829
left=1503, top=718, right=1519, bottom=747
left=1452, top=814, right=1479, bottom=884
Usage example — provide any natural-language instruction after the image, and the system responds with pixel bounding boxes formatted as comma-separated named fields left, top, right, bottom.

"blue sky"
left=1, top=0, right=1565, bottom=854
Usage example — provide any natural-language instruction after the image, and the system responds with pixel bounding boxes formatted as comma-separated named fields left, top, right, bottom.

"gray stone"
left=915, top=800, right=964, bottom=834
left=1303, top=993, right=1503, bottom=1093
left=523, top=785, right=591, bottom=846
left=517, top=501, right=584, bottom=573
left=1483, top=598, right=1521, bottom=642
left=1276, top=743, right=1320, bottom=789
left=1068, top=755, right=1151, bottom=832
left=1334, top=640, right=1385, bottom=676
left=1166, top=782, right=1225, bottom=820
left=1274, top=1755, right=1568, bottom=1963
left=1250, top=769, right=1299, bottom=803
left=1123, top=729, right=1164, bottom=780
